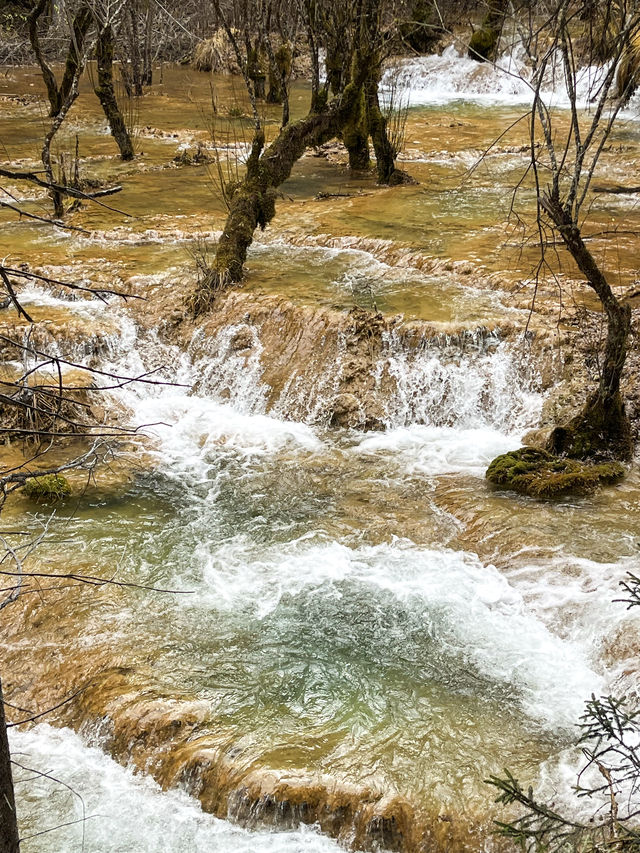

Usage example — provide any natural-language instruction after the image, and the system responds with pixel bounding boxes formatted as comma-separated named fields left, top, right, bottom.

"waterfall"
left=376, top=329, right=541, bottom=432
left=387, top=43, right=626, bottom=109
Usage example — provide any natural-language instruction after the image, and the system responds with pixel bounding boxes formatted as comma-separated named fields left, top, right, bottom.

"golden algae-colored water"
left=1, top=56, right=640, bottom=853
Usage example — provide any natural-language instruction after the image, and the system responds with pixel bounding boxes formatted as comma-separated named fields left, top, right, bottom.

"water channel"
left=1, top=45, right=639, bottom=852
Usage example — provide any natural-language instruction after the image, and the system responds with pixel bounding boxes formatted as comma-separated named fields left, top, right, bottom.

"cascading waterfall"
left=4, top=54, right=640, bottom=853
left=8, top=254, right=636, bottom=853
left=10, top=725, right=344, bottom=853
left=376, top=328, right=541, bottom=432
left=386, top=42, right=631, bottom=108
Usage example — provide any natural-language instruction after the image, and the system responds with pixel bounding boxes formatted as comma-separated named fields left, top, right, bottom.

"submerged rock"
left=486, top=447, right=625, bottom=498
left=23, top=473, right=72, bottom=503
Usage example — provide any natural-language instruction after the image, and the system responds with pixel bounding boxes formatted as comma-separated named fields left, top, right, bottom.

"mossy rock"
left=468, top=27, right=499, bottom=61
left=400, top=0, right=443, bottom=53
left=23, top=474, right=72, bottom=503
left=486, top=447, right=625, bottom=498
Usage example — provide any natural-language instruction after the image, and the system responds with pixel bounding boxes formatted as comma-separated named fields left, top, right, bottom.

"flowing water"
left=1, top=45, right=640, bottom=852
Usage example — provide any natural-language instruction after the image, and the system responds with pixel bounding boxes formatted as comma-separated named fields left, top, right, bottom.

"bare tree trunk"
left=58, top=6, right=93, bottom=108
left=543, top=199, right=633, bottom=460
left=28, top=0, right=63, bottom=117
left=0, top=678, right=19, bottom=853
left=127, top=1, right=143, bottom=96
left=142, top=2, right=154, bottom=86
left=94, top=25, right=135, bottom=161
left=42, top=46, right=86, bottom=219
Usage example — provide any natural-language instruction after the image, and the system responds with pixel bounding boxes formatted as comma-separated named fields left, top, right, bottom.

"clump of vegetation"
left=485, top=447, right=625, bottom=498
left=172, top=143, right=213, bottom=166
left=23, top=474, right=72, bottom=503
left=193, top=30, right=240, bottom=73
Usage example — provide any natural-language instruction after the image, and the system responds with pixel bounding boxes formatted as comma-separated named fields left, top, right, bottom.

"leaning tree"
left=519, top=0, right=640, bottom=461
left=188, top=0, right=418, bottom=314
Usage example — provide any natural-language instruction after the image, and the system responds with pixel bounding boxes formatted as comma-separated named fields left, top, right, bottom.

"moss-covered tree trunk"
left=189, top=85, right=362, bottom=314
left=266, top=43, right=292, bottom=119
left=365, top=77, right=398, bottom=184
left=247, top=45, right=266, bottom=100
left=94, top=25, right=135, bottom=161
left=400, top=0, right=442, bottom=53
left=342, top=88, right=370, bottom=170
left=189, top=0, right=409, bottom=315
left=544, top=200, right=633, bottom=460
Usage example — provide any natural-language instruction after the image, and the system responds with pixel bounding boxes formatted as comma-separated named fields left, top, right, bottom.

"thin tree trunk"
left=543, top=198, right=633, bottom=460
left=28, top=0, right=62, bottom=117
left=128, top=2, right=143, bottom=96
left=58, top=6, right=93, bottom=108
left=42, top=53, right=85, bottom=219
left=0, top=678, right=19, bottom=853
left=94, top=25, right=135, bottom=161
left=143, top=2, right=153, bottom=86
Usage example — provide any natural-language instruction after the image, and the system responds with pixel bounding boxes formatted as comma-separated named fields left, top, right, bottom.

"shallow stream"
left=1, top=45, right=640, bottom=852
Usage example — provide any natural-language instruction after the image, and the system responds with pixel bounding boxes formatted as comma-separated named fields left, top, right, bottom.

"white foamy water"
left=134, top=392, right=323, bottom=482
left=171, top=533, right=599, bottom=728
left=16, top=283, right=101, bottom=311
left=390, top=42, right=633, bottom=110
left=11, top=725, right=342, bottom=853
left=117, top=333, right=539, bottom=484
left=354, top=424, right=520, bottom=475
left=378, top=330, right=542, bottom=432
left=13, top=282, right=637, bottom=838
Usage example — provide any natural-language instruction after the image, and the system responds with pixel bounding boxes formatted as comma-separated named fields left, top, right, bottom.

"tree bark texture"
left=58, top=7, right=93, bottom=108
left=468, top=0, right=510, bottom=61
left=342, top=88, right=370, bottom=170
left=189, top=84, right=364, bottom=314
left=28, top=1, right=92, bottom=118
left=28, top=0, right=61, bottom=117
left=543, top=198, right=633, bottom=460
left=365, top=78, right=397, bottom=184
left=189, top=0, right=410, bottom=314
left=0, top=678, right=19, bottom=853
left=95, top=25, right=135, bottom=161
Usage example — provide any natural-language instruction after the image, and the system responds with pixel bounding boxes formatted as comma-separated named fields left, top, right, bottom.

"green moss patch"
left=468, top=27, right=499, bottom=61
left=486, top=447, right=625, bottom=498
left=23, top=474, right=72, bottom=503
